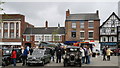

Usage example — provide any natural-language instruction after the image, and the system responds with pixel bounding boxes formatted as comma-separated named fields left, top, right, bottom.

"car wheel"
left=79, top=62, right=82, bottom=67
left=41, top=61, right=45, bottom=66
left=27, top=63, right=31, bottom=66
left=64, top=63, right=67, bottom=67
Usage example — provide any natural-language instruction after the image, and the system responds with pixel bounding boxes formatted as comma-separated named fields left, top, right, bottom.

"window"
left=10, top=32, right=14, bottom=38
left=103, top=37, right=106, bottom=42
left=80, top=32, right=84, bottom=38
left=72, top=23, right=76, bottom=28
left=119, top=33, right=120, bottom=40
left=111, top=28, right=115, bottom=33
left=111, top=37, right=114, bottom=42
left=35, top=36, right=42, bottom=41
left=71, top=31, right=76, bottom=38
left=16, top=32, right=19, bottom=38
left=0, top=32, right=1, bottom=38
left=4, top=32, right=8, bottom=38
left=16, top=23, right=19, bottom=29
left=10, top=23, right=14, bottom=29
left=88, top=21, right=94, bottom=28
left=54, top=36, right=60, bottom=41
left=26, top=36, right=30, bottom=41
left=88, top=32, right=93, bottom=39
left=0, top=23, right=1, bottom=29
left=102, top=28, right=106, bottom=33
left=45, top=36, right=51, bottom=41
left=80, top=21, right=84, bottom=28
left=4, top=23, right=8, bottom=29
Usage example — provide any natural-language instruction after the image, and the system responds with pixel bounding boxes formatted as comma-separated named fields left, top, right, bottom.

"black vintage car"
left=2, top=48, right=22, bottom=66
left=62, top=46, right=82, bottom=67
left=27, top=48, right=51, bottom=66
left=2, top=49, right=11, bottom=66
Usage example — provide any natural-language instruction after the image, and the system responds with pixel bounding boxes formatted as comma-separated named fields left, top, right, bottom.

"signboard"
left=0, top=42, right=21, bottom=45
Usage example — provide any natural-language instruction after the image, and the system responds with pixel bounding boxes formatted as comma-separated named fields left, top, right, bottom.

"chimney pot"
left=45, top=21, right=48, bottom=28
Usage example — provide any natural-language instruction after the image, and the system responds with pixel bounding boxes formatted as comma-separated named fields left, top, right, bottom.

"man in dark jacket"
left=22, top=47, right=29, bottom=66
left=55, top=44, right=63, bottom=63
left=102, top=46, right=107, bottom=61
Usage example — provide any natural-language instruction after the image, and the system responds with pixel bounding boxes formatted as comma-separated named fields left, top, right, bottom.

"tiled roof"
left=23, top=27, right=65, bottom=34
left=66, top=13, right=99, bottom=20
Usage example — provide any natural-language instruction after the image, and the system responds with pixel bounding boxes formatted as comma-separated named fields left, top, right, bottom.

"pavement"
left=5, top=56, right=118, bottom=67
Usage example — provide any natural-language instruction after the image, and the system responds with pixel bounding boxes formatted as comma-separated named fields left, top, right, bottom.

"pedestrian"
left=86, top=46, right=92, bottom=64
left=102, top=46, right=107, bottom=61
left=29, top=47, right=33, bottom=55
left=80, top=47, right=85, bottom=64
left=22, top=46, right=29, bottom=66
left=55, top=44, right=62, bottom=63
left=106, top=47, right=112, bottom=61
left=50, top=47, right=55, bottom=62
left=11, top=49, right=17, bottom=66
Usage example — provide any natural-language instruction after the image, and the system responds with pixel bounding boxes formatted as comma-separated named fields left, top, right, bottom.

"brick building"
left=23, top=21, right=65, bottom=47
left=65, top=9, right=100, bottom=44
left=0, top=14, right=34, bottom=48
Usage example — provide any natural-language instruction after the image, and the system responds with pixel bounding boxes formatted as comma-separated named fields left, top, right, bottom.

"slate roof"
left=23, top=27, right=65, bottom=34
left=66, top=13, right=99, bottom=20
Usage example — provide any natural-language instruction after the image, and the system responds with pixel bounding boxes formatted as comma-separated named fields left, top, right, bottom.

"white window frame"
left=10, top=23, right=14, bottom=29
left=72, top=22, right=76, bottom=28
left=88, top=20, right=94, bottom=28
left=80, top=21, right=84, bottom=28
left=44, top=34, right=52, bottom=42
left=88, top=31, right=94, bottom=39
left=35, top=35, right=42, bottom=41
left=53, top=34, right=62, bottom=41
left=10, top=32, right=14, bottom=38
left=26, top=35, right=30, bottom=41
left=80, top=31, right=85, bottom=39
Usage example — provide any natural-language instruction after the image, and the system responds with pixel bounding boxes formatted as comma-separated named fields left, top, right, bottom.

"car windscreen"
left=67, top=48, right=79, bottom=52
left=3, top=49, right=11, bottom=55
left=32, top=49, right=44, bottom=56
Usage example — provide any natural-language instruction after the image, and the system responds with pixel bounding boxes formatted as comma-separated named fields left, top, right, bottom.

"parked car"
left=26, top=48, right=51, bottom=66
left=62, top=46, right=82, bottom=67
left=2, top=48, right=22, bottom=66
left=2, top=48, right=12, bottom=66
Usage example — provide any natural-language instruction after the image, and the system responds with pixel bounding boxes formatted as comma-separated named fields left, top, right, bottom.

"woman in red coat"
left=11, top=49, right=17, bottom=66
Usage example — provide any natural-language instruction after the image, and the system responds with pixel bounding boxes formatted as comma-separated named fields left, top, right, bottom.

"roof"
left=23, top=27, right=65, bottom=34
left=100, top=12, right=120, bottom=28
left=66, top=13, right=99, bottom=20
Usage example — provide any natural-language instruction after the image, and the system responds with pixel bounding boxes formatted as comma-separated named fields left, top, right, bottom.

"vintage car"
left=26, top=48, right=51, bottom=66
left=2, top=48, right=22, bottom=66
left=62, top=46, right=82, bottom=67
left=2, top=49, right=11, bottom=66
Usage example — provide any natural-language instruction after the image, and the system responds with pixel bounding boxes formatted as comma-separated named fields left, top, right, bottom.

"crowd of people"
left=9, top=44, right=120, bottom=67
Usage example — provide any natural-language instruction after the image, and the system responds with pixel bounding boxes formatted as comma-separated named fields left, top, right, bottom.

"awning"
left=0, top=42, right=21, bottom=45
left=100, top=42, right=117, bottom=45
left=64, top=41, right=77, bottom=44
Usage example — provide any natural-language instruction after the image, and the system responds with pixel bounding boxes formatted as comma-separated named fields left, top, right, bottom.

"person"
left=106, top=47, right=112, bottom=61
left=80, top=47, right=85, bottom=64
left=11, top=49, right=17, bottom=66
left=102, top=46, right=107, bottom=61
left=86, top=46, right=92, bottom=64
left=50, top=47, right=55, bottom=62
left=29, top=47, right=33, bottom=55
left=22, top=46, right=29, bottom=66
left=55, top=44, right=63, bottom=63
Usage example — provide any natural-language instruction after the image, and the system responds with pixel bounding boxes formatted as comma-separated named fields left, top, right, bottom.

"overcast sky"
left=1, top=2, right=119, bottom=27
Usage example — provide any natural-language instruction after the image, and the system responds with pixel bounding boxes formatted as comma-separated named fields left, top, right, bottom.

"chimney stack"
left=96, top=10, right=99, bottom=16
left=66, top=9, right=70, bottom=17
left=58, top=23, right=60, bottom=28
left=45, top=21, right=48, bottom=28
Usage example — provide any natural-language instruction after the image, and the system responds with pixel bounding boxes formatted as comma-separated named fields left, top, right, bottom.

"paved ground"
left=5, top=56, right=118, bottom=67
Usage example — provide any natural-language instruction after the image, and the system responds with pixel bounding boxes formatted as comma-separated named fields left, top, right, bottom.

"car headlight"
left=66, top=56, right=70, bottom=59
left=62, top=55, right=65, bottom=59
left=75, top=56, right=78, bottom=59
